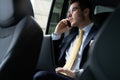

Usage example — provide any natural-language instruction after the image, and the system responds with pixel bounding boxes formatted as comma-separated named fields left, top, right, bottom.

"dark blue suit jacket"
left=53, top=24, right=99, bottom=69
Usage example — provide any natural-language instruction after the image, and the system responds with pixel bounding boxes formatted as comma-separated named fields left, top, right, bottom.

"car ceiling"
left=91, top=0, right=120, bottom=8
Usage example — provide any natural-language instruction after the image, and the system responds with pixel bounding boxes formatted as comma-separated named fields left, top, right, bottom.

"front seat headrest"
left=0, top=0, right=34, bottom=27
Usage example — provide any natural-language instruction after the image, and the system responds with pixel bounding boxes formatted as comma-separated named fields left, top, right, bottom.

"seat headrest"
left=0, top=0, right=34, bottom=28
left=93, top=12, right=111, bottom=27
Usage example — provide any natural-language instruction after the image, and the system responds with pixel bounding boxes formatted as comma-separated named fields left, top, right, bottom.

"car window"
left=31, top=0, right=52, bottom=33
left=31, top=0, right=69, bottom=34
left=45, top=0, right=65, bottom=34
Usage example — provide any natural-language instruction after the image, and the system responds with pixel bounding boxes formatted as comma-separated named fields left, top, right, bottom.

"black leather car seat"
left=76, top=4, right=120, bottom=80
left=0, top=0, right=43, bottom=80
left=93, top=12, right=111, bottom=28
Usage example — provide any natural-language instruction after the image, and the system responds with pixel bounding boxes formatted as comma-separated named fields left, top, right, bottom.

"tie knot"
left=79, top=29, right=84, bottom=35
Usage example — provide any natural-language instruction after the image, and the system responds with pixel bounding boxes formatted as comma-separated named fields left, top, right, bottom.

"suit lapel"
left=83, top=25, right=97, bottom=50
left=80, top=24, right=99, bottom=68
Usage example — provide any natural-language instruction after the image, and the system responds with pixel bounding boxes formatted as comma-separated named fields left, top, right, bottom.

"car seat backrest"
left=77, top=4, right=120, bottom=80
left=89, top=4, right=120, bottom=80
left=93, top=12, right=111, bottom=28
left=36, top=35, right=55, bottom=72
left=0, top=0, right=43, bottom=80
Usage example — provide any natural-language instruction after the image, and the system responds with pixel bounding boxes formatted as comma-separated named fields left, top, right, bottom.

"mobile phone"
left=67, top=20, right=71, bottom=27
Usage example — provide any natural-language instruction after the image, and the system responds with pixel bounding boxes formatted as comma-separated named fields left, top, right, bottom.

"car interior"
left=36, top=0, right=120, bottom=80
left=0, top=0, right=120, bottom=80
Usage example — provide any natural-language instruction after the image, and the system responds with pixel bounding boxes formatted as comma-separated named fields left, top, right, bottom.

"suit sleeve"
left=51, top=33, right=64, bottom=65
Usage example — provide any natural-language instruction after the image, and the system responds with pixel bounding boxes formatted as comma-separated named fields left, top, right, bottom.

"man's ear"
left=83, top=8, right=90, bottom=17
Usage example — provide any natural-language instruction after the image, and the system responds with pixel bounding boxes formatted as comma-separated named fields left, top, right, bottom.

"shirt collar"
left=79, top=22, right=94, bottom=35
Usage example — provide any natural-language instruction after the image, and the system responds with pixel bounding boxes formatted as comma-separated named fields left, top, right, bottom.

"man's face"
left=67, top=2, right=86, bottom=28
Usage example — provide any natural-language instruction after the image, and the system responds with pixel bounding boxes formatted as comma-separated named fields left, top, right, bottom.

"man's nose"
left=67, top=12, right=72, bottom=18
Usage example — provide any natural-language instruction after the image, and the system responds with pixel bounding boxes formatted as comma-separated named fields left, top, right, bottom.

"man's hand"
left=54, top=19, right=71, bottom=35
left=55, top=67, right=75, bottom=78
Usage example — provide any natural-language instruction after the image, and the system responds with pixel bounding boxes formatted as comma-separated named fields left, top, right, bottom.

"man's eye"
left=72, top=8, right=79, bottom=12
left=68, top=7, right=79, bottom=13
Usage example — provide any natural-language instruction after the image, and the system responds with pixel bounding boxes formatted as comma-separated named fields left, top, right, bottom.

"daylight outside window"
left=31, top=0, right=52, bottom=33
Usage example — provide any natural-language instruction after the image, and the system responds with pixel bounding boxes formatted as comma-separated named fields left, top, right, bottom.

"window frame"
left=45, top=0, right=69, bottom=34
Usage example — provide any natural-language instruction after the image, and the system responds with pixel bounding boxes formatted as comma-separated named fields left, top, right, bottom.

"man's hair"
left=69, top=0, right=93, bottom=20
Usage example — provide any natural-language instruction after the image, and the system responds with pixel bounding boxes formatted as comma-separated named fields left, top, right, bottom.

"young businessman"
left=34, top=0, right=99, bottom=80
